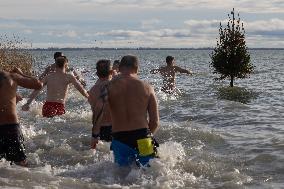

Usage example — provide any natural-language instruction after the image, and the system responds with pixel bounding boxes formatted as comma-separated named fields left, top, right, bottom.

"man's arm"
left=69, top=75, right=89, bottom=98
left=147, top=85, right=159, bottom=134
left=174, top=66, right=192, bottom=74
left=72, top=69, right=87, bottom=87
left=67, top=67, right=86, bottom=87
left=22, top=77, right=47, bottom=111
left=91, top=96, right=106, bottom=149
left=11, top=68, right=43, bottom=90
left=21, top=66, right=52, bottom=110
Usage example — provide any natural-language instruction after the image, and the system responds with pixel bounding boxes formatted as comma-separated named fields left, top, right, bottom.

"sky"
left=0, top=0, right=284, bottom=48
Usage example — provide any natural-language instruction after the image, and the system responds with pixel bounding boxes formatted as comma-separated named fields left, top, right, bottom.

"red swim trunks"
left=42, top=101, right=65, bottom=118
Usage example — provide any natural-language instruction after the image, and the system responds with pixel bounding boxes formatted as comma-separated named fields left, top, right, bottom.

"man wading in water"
left=22, top=52, right=86, bottom=111
left=22, top=57, right=89, bottom=118
left=93, top=55, right=160, bottom=167
left=89, top=59, right=113, bottom=147
left=150, top=56, right=192, bottom=94
left=0, top=68, right=42, bottom=166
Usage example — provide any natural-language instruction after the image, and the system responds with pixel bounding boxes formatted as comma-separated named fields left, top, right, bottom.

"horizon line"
left=26, top=47, right=284, bottom=50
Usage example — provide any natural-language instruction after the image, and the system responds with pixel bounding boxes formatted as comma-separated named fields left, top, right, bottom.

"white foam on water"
left=5, top=100, right=253, bottom=189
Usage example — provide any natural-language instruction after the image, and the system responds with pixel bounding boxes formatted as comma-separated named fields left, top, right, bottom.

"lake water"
left=0, top=49, right=283, bottom=188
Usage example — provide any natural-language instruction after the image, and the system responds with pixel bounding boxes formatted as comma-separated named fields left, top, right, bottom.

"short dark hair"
left=56, top=57, right=67, bottom=68
left=54, top=52, right=63, bottom=60
left=96, top=59, right=111, bottom=78
left=166, top=56, right=174, bottom=65
left=119, top=55, right=138, bottom=70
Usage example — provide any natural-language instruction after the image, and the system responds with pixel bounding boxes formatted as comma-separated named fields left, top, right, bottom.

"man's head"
left=54, top=52, right=64, bottom=60
left=119, top=55, right=138, bottom=73
left=96, top=59, right=111, bottom=78
left=55, top=57, right=68, bottom=69
left=166, top=56, right=175, bottom=66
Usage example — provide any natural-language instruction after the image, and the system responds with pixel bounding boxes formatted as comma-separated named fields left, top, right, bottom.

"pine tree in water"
left=211, top=8, right=254, bottom=87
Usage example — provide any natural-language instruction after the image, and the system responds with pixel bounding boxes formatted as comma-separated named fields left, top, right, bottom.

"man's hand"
left=22, top=103, right=30, bottom=111
left=187, top=70, right=193, bottom=75
left=91, top=137, right=99, bottom=149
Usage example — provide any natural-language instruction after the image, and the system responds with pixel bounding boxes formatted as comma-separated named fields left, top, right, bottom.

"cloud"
left=75, top=0, right=284, bottom=13
left=23, top=29, right=33, bottom=34
left=95, top=30, right=145, bottom=38
left=41, top=30, right=78, bottom=38
left=141, top=19, right=161, bottom=29
left=184, top=18, right=284, bottom=36
left=2, top=0, right=284, bottom=20
left=1, top=1, right=284, bottom=48
left=184, top=19, right=222, bottom=34
left=93, top=29, right=191, bottom=38
left=245, top=19, right=284, bottom=33
left=0, top=21, right=26, bottom=29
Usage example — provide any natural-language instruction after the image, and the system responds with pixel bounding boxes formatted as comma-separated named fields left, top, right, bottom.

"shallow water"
left=1, top=49, right=284, bottom=188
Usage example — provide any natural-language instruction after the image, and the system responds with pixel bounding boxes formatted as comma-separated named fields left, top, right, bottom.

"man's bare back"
left=23, top=57, right=88, bottom=117
left=43, top=72, right=75, bottom=104
left=108, top=74, right=159, bottom=133
left=41, top=58, right=88, bottom=117
left=89, top=79, right=112, bottom=127
left=102, top=55, right=159, bottom=166
left=22, top=54, right=86, bottom=111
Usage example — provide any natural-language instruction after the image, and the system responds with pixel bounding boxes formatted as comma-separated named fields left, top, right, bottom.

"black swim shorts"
left=100, top=125, right=112, bottom=142
left=0, top=124, right=26, bottom=163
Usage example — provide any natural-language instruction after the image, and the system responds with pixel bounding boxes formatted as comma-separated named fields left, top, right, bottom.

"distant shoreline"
left=27, top=47, right=284, bottom=51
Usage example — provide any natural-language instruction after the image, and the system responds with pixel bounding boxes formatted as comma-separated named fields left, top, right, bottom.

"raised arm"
left=147, top=85, right=159, bottom=134
left=174, top=66, right=192, bottom=74
left=11, top=68, right=43, bottom=90
left=69, top=75, right=89, bottom=98
left=72, top=69, right=87, bottom=87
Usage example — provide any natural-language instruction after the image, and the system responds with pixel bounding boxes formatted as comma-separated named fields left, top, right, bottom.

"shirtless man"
left=24, top=57, right=89, bottom=118
left=0, top=68, right=42, bottom=166
left=94, top=55, right=159, bottom=166
left=150, top=56, right=192, bottom=93
left=88, top=59, right=112, bottom=147
left=22, top=52, right=86, bottom=111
